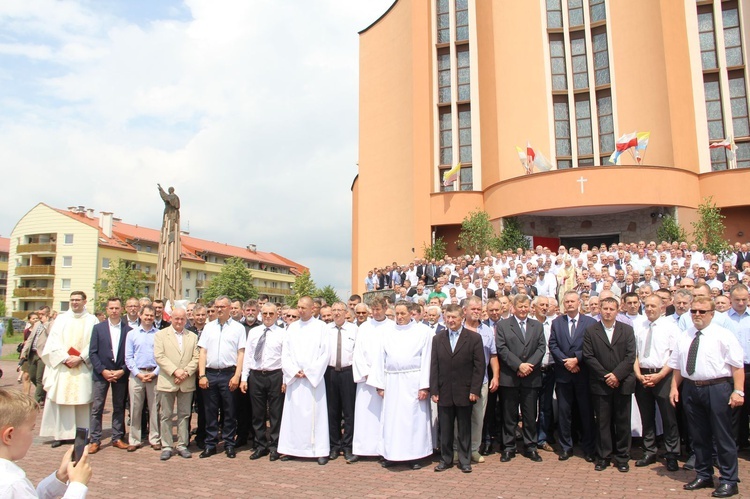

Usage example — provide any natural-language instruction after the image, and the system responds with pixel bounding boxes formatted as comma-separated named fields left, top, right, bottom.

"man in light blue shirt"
left=727, top=284, right=750, bottom=448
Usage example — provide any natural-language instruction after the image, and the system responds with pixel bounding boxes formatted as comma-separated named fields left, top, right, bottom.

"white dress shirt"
left=668, top=322, right=743, bottom=380
left=108, top=320, right=122, bottom=360
left=197, top=318, right=245, bottom=369
left=241, top=324, right=284, bottom=380
left=634, top=315, right=678, bottom=369
left=0, top=458, right=87, bottom=499
left=327, top=321, right=357, bottom=368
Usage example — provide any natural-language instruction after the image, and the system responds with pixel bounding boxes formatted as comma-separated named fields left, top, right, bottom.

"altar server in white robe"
left=40, top=291, right=98, bottom=445
left=277, top=296, right=331, bottom=464
left=368, top=302, right=433, bottom=470
left=351, top=297, right=392, bottom=457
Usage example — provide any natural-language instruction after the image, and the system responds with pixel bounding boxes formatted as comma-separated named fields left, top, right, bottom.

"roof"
left=0, top=237, right=9, bottom=254
left=358, top=0, right=399, bottom=34
left=52, top=205, right=308, bottom=275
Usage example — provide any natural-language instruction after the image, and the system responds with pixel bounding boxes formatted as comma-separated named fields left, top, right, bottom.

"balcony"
left=13, top=287, right=54, bottom=299
left=12, top=311, right=29, bottom=319
left=16, top=243, right=57, bottom=254
left=256, top=286, right=291, bottom=296
left=196, top=279, right=209, bottom=288
left=138, top=272, right=156, bottom=283
left=15, top=265, right=55, bottom=277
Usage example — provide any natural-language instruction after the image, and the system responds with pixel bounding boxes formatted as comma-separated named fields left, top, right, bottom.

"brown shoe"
left=127, top=445, right=140, bottom=452
left=538, top=442, right=554, bottom=452
left=151, top=443, right=162, bottom=451
left=88, top=443, right=100, bottom=454
left=112, top=440, right=129, bottom=450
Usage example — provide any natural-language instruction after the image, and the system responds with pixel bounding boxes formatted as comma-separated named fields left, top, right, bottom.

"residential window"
left=62, top=256, right=72, bottom=267
left=135, top=243, right=141, bottom=251
left=722, top=2, right=743, bottom=67
left=589, top=0, right=606, bottom=23
left=571, top=32, right=589, bottom=90
left=568, top=0, right=584, bottom=28
left=145, top=246, right=152, bottom=253
left=64, top=234, right=74, bottom=244
left=145, top=266, right=151, bottom=274
left=457, top=46, right=470, bottom=102
left=61, top=278, right=71, bottom=290
left=698, top=6, right=717, bottom=70
left=102, top=258, right=110, bottom=269
left=592, top=27, right=610, bottom=86
left=185, top=289, right=190, bottom=298
left=455, top=0, right=469, bottom=42
left=186, top=271, right=191, bottom=279
left=704, top=75, right=725, bottom=140
left=546, top=0, right=563, bottom=29
left=60, top=301, right=69, bottom=312
left=728, top=71, right=749, bottom=137
left=575, top=95, right=593, bottom=156
left=597, top=89, right=615, bottom=158
left=437, top=0, right=450, bottom=44
left=550, top=34, right=567, bottom=91
left=554, top=95, right=572, bottom=163
left=439, top=107, right=453, bottom=165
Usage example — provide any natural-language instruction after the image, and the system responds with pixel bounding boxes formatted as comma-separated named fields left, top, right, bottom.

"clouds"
left=0, top=0, right=393, bottom=297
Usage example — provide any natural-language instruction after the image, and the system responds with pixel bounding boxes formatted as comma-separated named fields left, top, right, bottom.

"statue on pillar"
left=155, top=184, right=182, bottom=303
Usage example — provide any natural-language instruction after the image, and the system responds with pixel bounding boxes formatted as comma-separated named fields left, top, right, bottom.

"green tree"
left=203, top=257, right=258, bottom=303
left=316, top=285, right=341, bottom=305
left=0, top=301, right=6, bottom=317
left=494, top=217, right=529, bottom=252
left=457, top=210, right=496, bottom=256
left=691, top=196, right=731, bottom=258
left=422, top=236, right=447, bottom=261
left=287, top=271, right=317, bottom=307
left=94, top=258, right=142, bottom=310
left=656, top=214, right=688, bottom=243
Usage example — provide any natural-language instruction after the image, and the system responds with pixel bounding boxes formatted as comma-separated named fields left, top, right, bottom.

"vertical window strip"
left=546, top=0, right=563, bottom=29
left=437, top=0, right=450, bottom=44
left=438, top=48, right=451, bottom=104
left=592, top=27, right=610, bottom=86
left=571, top=32, right=589, bottom=90
left=554, top=96, right=572, bottom=168
left=722, top=1, right=743, bottom=67
left=455, top=0, right=469, bottom=42
left=589, top=0, right=606, bottom=23
left=596, top=89, right=614, bottom=159
left=698, top=6, right=718, bottom=70
left=728, top=71, right=750, bottom=137
left=575, top=96, right=593, bottom=157
left=550, top=34, right=568, bottom=91
left=568, top=0, right=584, bottom=27
left=457, top=46, right=470, bottom=101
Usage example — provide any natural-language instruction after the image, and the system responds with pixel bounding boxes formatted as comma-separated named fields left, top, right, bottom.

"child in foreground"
left=0, top=389, right=92, bottom=498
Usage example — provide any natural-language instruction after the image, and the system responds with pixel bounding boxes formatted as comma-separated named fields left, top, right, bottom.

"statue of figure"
left=155, top=184, right=182, bottom=302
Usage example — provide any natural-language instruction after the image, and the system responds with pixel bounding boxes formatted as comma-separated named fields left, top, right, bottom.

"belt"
left=139, top=367, right=156, bottom=372
left=687, top=377, right=732, bottom=387
left=327, top=365, right=353, bottom=372
left=206, top=366, right=236, bottom=374
left=541, top=365, right=554, bottom=373
left=251, top=369, right=281, bottom=375
left=640, top=368, right=661, bottom=375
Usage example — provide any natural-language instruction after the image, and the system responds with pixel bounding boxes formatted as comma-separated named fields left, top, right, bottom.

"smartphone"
left=73, top=427, right=89, bottom=464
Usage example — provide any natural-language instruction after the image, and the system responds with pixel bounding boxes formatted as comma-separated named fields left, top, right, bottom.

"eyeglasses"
left=261, top=312, right=275, bottom=316
left=690, top=309, right=712, bottom=315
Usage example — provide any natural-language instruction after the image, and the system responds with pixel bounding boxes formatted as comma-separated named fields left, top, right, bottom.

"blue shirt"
left=475, top=322, right=497, bottom=384
left=727, top=307, right=750, bottom=363
left=678, top=310, right=738, bottom=335
left=125, top=325, right=160, bottom=376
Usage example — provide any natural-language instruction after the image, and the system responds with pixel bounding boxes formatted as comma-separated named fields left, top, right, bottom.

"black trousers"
left=556, top=381, right=595, bottom=455
left=482, top=365, right=502, bottom=444
left=634, top=374, right=679, bottom=457
left=536, top=368, right=556, bottom=445
left=324, top=366, right=357, bottom=452
left=683, top=380, right=738, bottom=485
left=591, top=392, right=631, bottom=464
left=90, top=380, right=128, bottom=443
left=234, top=385, right=254, bottom=445
left=732, top=368, right=750, bottom=446
left=439, top=404, right=472, bottom=466
left=500, top=385, right=538, bottom=452
left=249, top=369, right=284, bottom=451
left=203, top=369, right=236, bottom=449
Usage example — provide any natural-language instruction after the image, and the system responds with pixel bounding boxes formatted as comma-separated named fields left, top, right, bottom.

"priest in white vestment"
left=40, top=291, right=98, bottom=443
left=368, top=303, right=433, bottom=469
left=351, top=297, right=393, bottom=457
left=278, top=297, right=331, bottom=464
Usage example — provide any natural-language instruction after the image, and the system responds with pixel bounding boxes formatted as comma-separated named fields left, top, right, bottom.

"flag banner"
left=442, top=162, right=461, bottom=186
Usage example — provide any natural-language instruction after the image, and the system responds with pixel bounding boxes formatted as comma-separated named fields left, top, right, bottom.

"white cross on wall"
left=577, top=176, right=587, bottom=194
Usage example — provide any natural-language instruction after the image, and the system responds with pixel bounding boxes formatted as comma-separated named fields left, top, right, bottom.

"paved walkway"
left=1, top=343, right=748, bottom=498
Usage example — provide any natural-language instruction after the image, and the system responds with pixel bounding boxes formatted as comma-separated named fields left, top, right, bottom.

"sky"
left=0, top=0, right=394, bottom=298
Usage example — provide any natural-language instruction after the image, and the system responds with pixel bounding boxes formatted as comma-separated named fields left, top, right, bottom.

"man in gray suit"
left=496, top=294, right=546, bottom=463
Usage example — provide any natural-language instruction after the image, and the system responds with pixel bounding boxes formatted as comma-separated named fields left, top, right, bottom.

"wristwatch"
left=199, top=374, right=207, bottom=379
left=733, top=389, right=745, bottom=397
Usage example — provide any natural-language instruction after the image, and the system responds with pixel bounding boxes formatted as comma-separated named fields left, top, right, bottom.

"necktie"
left=335, top=326, right=343, bottom=371
left=643, top=322, right=653, bottom=359
left=570, top=318, right=576, bottom=339
left=519, top=321, right=526, bottom=338
left=254, top=327, right=269, bottom=362
left=686, top=330, right=701, bottom=375
left=450, top=331, right=458, bottom=352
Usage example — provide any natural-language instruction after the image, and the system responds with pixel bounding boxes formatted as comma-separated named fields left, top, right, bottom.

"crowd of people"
left=3, top=238, right=750, bottom=497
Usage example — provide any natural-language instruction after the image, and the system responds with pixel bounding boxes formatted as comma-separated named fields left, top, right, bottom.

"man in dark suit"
left=583, top=296, right=636, bottom=472
left=496, top=294, right=546, bottom=462
left=736, top=244, right=750, bottom=270
left=153, top=299, right=171, bottom=330
left=549, top=291, right=597, bottom=462
left=89, top=297, right=132, bottom=453
left=474, top=277, right=496, bottom=304
left=430, top=304, right=485, bottom=473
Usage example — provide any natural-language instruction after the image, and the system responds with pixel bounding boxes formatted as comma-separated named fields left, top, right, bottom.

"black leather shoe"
left=317, top=456, right=328, bottom=465
left=434, top=462, right=452, bottom=472
left=329, top=449, right=339, bottom=460
left=269, top=450, right=280, bottom=461
left=683, top=478, right=714, bottom=491
left=409, top=461, right=422, bottom=470
left=500, top=451, right=515, bottom=462
left=235, top=437, right=248, bottom=448
left=524, top=450, right=543, bottom=462
left=344, top=452, right=358, bottom=463
left=558, top=450, right=573, bottom=461
left=199, top=447, right=216, bottom=458
left=479, top=443, right=489, bottom=456
left=381, top=459, right=395, bottom=468
left=666, top=458, right=679, bottom=471
left=225, top=447, right=236, bottom=459
left=711, top=483, right=739, bottom=497
left=635, top=453, right=656, bottom=467
left=279, top=455, right=292, bottom=462
left=616, top=462, right=629, bottom=472
left=594, top=459, right=610, bottom=471
left=584, top=454, right=597, bottom=463
left=459, top=464, right=472, bottom=473
left=51, top=440, right=64, bottom=448
left=250, top=449, right=269, bottom=460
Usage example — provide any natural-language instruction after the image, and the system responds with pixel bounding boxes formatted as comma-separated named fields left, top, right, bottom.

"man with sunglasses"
left=669, top=296, right=744, bottom=498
